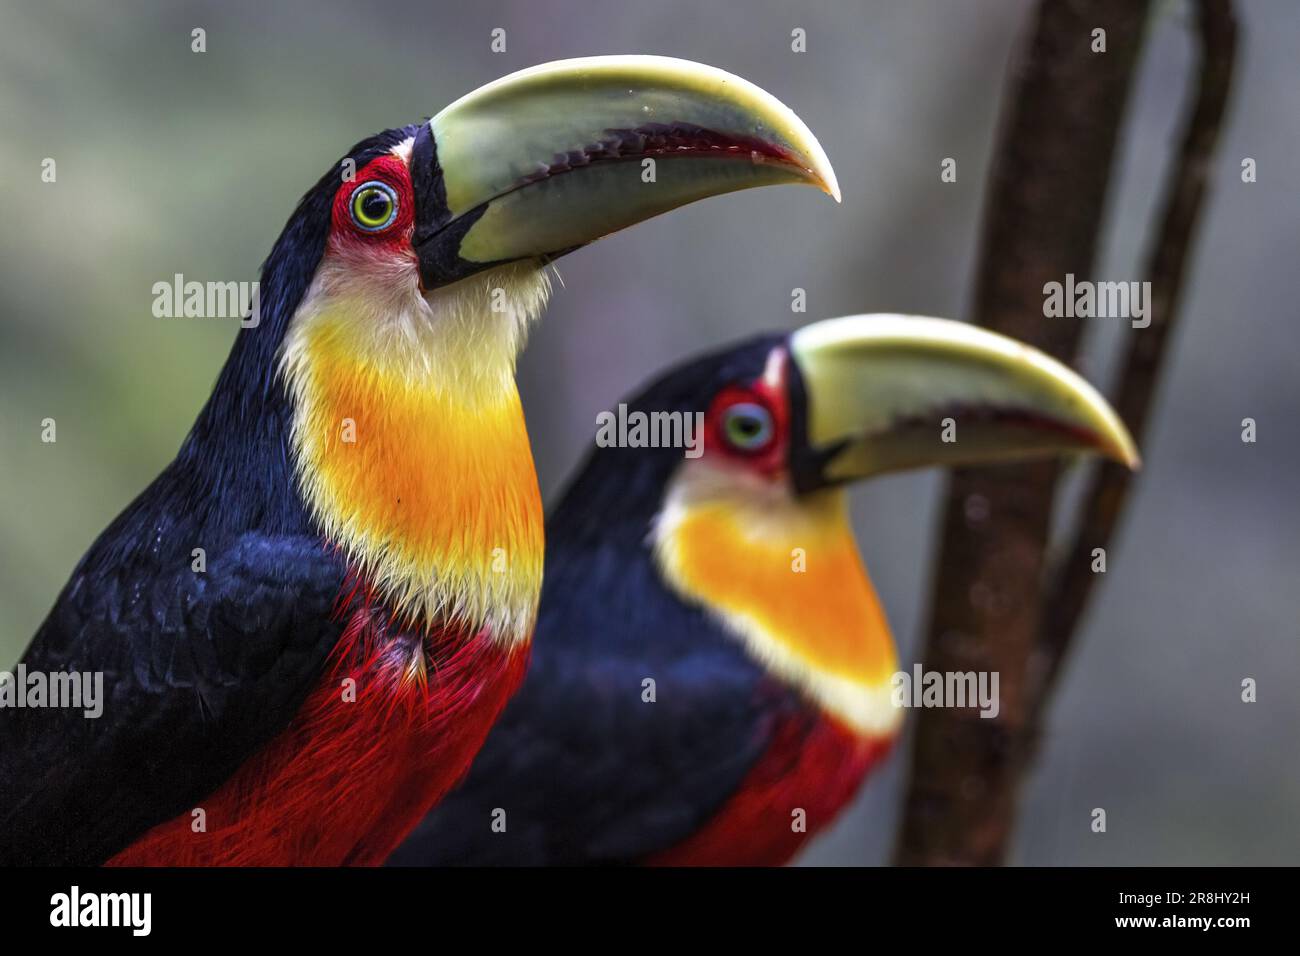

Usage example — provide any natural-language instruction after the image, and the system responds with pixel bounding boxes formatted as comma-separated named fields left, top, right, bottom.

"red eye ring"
left=720, top=401, right=776, bottom=454
left=330, top=155, right=414, bottom=242
left=705, top=381, right=788, bottom=474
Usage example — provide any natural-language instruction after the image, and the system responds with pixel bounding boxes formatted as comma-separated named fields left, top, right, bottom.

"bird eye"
left=721, top=402, right=774, bottom=452
left=349, top=181, right=399, bottom=232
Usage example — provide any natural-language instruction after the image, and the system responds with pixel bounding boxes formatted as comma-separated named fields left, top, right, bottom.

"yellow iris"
left=350, top=182, right=397, bottom=231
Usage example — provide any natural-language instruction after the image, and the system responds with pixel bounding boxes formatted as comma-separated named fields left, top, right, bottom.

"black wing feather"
left=0, top=532, right=346, bottom=865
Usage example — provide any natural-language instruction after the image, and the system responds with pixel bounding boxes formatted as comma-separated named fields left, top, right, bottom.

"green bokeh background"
left=2, top=0, right=1296, bottom=864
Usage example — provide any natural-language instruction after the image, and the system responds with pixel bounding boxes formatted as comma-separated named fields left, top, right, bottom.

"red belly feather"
left=107, top=605, right=527, bottom=867
left=647, top=713, right=893, bottom=867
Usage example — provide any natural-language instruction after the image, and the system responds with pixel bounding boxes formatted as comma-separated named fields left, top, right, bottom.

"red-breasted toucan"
left=392, top=314, right=1138, bottom=866
left=0, top=56, right=839, bottom=866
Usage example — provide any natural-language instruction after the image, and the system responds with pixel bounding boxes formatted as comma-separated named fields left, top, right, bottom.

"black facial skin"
left=784, top=349, right=850, bottom=495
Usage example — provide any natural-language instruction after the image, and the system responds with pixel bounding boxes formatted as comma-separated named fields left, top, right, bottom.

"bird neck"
left=652, top=467, right=901, bottom=736
left=279, top=265, right=549, bottom=647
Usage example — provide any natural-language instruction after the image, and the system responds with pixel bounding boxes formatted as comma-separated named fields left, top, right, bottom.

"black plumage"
left=0, top=129, right=416, bottom=866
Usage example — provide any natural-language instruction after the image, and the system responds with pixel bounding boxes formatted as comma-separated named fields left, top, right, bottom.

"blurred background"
left=1, top=0, right=1296, bottom=864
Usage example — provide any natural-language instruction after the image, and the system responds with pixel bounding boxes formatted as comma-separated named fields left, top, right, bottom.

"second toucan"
left=392, top=314, right=1138, bottom=866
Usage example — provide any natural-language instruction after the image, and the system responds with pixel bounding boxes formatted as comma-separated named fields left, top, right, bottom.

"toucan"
left=391, top=314, right=1139, bottom=866
left=0, top=56, right=839, bottom=866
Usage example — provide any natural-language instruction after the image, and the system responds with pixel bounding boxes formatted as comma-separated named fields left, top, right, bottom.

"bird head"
left=573, top=315, right=1138, bottom=734
left=234, top=56, right=837, bottom=644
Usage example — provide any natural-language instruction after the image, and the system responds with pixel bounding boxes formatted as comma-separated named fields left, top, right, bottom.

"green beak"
left=788, top=314, right=1139, bottom=489
left=413, top=55, right=840, bottom=288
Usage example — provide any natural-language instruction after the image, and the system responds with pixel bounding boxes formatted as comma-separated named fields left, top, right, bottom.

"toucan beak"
left=411, top=55, right=840, bottom=289
left=788, top=314, right=1140, bottom=492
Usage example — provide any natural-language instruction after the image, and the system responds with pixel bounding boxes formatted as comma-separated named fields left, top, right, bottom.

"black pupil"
left=362, top=190, right=390, bottom=222
left=735, top=416, right=760, bottom=437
